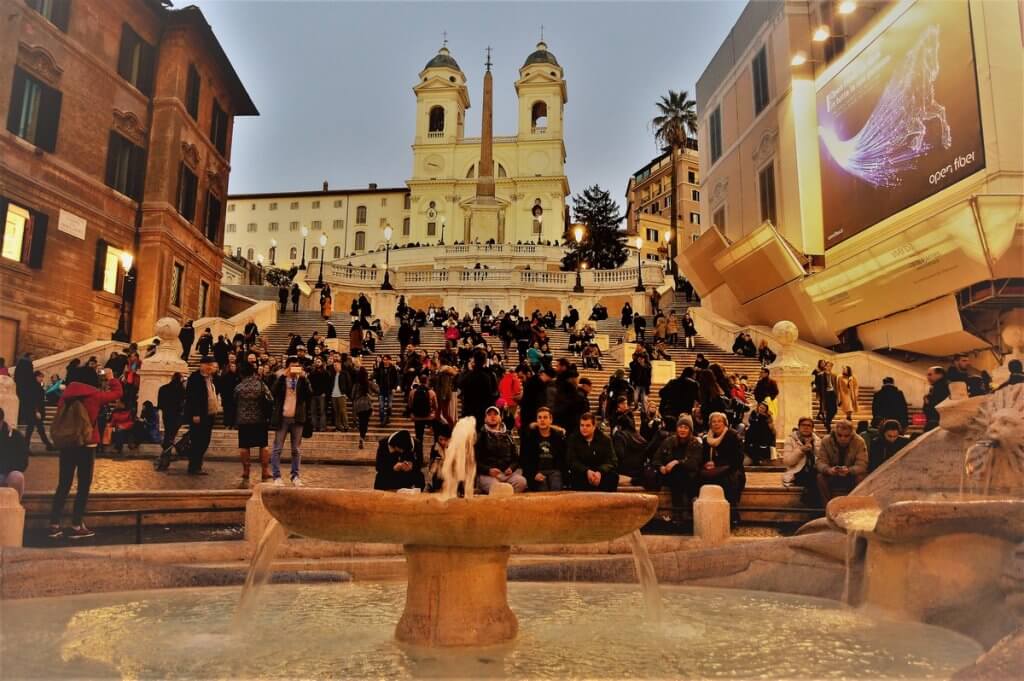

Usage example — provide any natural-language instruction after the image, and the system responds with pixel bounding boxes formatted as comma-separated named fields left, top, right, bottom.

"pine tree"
left=561, top=184, right=628, bottom=271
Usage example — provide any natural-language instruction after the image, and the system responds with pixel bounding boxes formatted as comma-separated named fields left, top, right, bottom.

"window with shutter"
left=26, top=211, right=47, bottom=269
left=92, top=239, right=108, bottom=290
left=117, top=24, right=155, bottom=96
left=204, top=192, right=222, bottom=243
left=185, top=64, right=201, bottom=120
left=176, top=163, right=198, bottom=222
left=105, top=131, right=146, bottom=201
left=210, top=100, right=228, bottom=155
left=6, top=68, right=62, bottom=152
left=27, top=0, right=71, bottom=31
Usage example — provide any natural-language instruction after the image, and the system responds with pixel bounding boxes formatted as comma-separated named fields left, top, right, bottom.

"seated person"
left=582, top=343, right=603, bottom=370
left=138, top=400, right=162, bottom=444
left=815, top=420, right=868, bottom=504
left=425, top=422, right=451, bottom=492
left=610, top=408, right=648, bottom=485
left=651, top=341, right=671, bottom=361
left=373, top=430, right=424, bottom=491
left=108, top=400, right=137, bottom=454
left=476, top=406, right=527, bottom=493
left=0, top=408, right=28, bottom=500
left=869, top=419, right=910, bottom=472
left=566, top=412, right=618, bottom=491
left=699, top=412, right=746, bottom=524
left=781, top=417, right=820, bottom=490
left=654, top=415, right=703, bottom=518
left=521, top=407, right=567, bottom=491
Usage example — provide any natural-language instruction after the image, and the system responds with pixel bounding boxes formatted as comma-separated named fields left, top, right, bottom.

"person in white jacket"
left=782, top=417, right=820, bottom=488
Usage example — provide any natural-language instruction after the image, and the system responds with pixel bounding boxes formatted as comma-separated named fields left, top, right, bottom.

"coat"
left=184, top=371, right=219, bottom=423
left=373, top=435, right=424, bottom=490
left=871, top=384, right=908, bottom=429
left=815, top=433, right=868, bottom=476
left=270, top=373, right=312, bottom=426
left=566, top=430, right=617, bottom=481
left=782, top=429, right=820, bottom=485
left=58, top=380, right=123, bottom=445
left=837, top=375, right=859, bottom=414
left=653, top=433, right=703, bottom=471
left=659, top=376, right=699, bottom=418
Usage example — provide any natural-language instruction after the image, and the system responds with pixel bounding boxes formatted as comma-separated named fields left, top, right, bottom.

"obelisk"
left=465, top=46, right=502, bottom=243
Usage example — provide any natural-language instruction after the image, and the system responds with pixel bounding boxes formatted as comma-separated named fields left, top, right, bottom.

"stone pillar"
left=770, top=320, right=811, bottom=438
left=693, top=485, right=730, bottom=545
left=0, top=487, right=25, bottom=547
left=137, top=318, right=188, bottom=418
left=631, top=291, right=651, bottom=316
left=0, top=376, right=17, bottom=428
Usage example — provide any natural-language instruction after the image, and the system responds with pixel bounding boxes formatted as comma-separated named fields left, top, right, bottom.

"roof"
left=228, top=186, right=409, bottom=201
left=166, top=6, right=258, bottom=116
left=523, top=41, right=559, bottom=67
left=424, top=47, right=462, bottom=72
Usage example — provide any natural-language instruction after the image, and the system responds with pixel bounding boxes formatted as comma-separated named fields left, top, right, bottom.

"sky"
left=190, top=0, right=745, bottom=206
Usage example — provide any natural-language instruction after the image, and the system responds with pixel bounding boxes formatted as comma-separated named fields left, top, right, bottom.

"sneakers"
left=272, top=477, right=284, bottom=486
left=67, top=525, right=95, bottom=539
left=291, top=476, right=304, bottom=487
left=47, top=524, right=63, bottom=539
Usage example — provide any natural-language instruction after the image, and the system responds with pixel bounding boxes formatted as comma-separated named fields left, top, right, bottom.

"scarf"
left=705, top=428, right=727, bottom=448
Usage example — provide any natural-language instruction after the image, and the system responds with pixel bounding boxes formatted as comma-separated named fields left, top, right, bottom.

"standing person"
left=815, top=420, right=868, bottom=504
left=458, top=350, right=497, bottom=427
left=196, top=328, right=214, bottom=358
left=243, top=318, right=259, bottom=349
left=0, top=408, right=29, bottom=500
left=351, top=366, right=374, bottom=448
left=812, top=360, right=827, bottom=421
left=23, top=371, right=55, bottom=450
left=330, top=358, right=352, bottom=432
left=629, top=353, right=653, bottom=410
left=183, top=357, right=220, bottom=475
left=871, top=377, right=909, bottom=430
left=234, top=363, right=273, bottom=487
left=373, top=355, right=400, bottom=426
left=179, top=320, right=195, bottom=361
left=308, top=358, right=331, bottom=432
left=753, top=368, right=779, bottom=407
left=698, top=412, right=745, bottom=525
left=566, top=412, right=618, bottom=491
left=922, top=366, right=950, bottom=432
left=475, top=406, right=526, bottom=494
left=666, top=312, right=680, bottom=346
left=270, top=356, right=312, bottom=486
left=278, top=283, right=289, bottom=313
left=358, top=293, right=372, bottom=321
left=521, top=407, right=567, bottom=491
left=48, top=368, right=123, bottom=539
left=654, top=414, right=703, bottom=519
left=217, top=360, right=240, bottom=429
left=744, top=402, right=776, bottom=465
left=408, top=374, right=438, bottom=460
left=837, top=366, right=859, bottom=422
left=155, top=373, right=184, bottom=470
left=13, top=353, right=35, bottom=430
left=433, top=363, right=460, bottom=429
left=819, top=361, right=839, bottom=432
left=621, top=303, right=634, bottom=334
left=681, top=312, right=697, bottom=350
left=290, top=283, right=301, bottom=313
left=349, top=323, right=364, bottom=357
left=633, top=314, right=646, bottom=342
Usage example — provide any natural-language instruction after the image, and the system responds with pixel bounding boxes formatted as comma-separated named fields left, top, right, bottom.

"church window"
left=531, top=199, right=543, bottom=234
left=354, top=231, right=366, bottom=251
left=402, top=217, right=410, bottom=236
left=311, top=247, right=319, bottom=259
left=531, top=101, right=548, bottom=131
left=466, top=165, right=475, bottom=179
left=497, top=163, right=507, bottom=178
left=428, top=106, right=445, bottom=133
left=289, top=246, right=297, bottom=259
left=246, top=248, right=254, bottom=261
left=427, top=222, right=436, bottom=236
left=404, top=194, right=411, bottom=210
left=333, top=246, right=341, bottom=258
left=356, top=205, right=367, bottom=224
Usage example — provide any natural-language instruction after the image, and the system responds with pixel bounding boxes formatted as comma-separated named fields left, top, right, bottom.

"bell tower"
left=515, top=41, right=566, bottom=139
left=413, top=42, right=470, bottom=145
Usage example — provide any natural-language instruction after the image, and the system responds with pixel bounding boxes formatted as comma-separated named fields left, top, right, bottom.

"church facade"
left=406, top=42, right=570, bottom=246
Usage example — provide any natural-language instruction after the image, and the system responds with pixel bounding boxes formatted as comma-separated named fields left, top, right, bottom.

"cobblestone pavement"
left=22, top=455, right=377, bottom=493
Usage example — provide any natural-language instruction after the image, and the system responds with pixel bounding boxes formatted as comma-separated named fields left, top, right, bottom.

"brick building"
left=0, top=0, right=256, bottom=360
left=624, top=139, right=702, bottom=260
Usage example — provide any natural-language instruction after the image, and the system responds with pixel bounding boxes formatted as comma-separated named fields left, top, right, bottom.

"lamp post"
left=111, top=251, right=134, bottom=342
left=381, top=225, right=395, bottom=290
left=299, top=225, right=309, bottom=270
left=573, top=225, right=584, bottom=293
left=634, top=236, right=645, bottom=292
left=439, top=216, right=446, bottom=245
left=256, top=254, right=264, bottom=285
left=315, top=233, right=327, bottom=288
left=270, top=238, right=277, bottom=266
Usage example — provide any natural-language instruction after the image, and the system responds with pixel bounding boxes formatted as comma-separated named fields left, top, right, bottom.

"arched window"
left=466, top=164, right=475, bottom=179
left=268, top=246, right=276, bottom=261
left=428, top=106, right=445, bottom=133
left=246, top=247, right=254, bottom=261
left=356, top=206, right=367, bottom=224
left=497, top=163, right=507, bottom=178
left=532, top=199, right=544, bottom=234
left=531, top=101, right=548, bottom=131
left=355, top=231, right=366, bottom=251
left=311, top=247, right=319, bottom=260
left=289, top=246, right=297, bottom=259
left=333, top=246, right=341, bottom=259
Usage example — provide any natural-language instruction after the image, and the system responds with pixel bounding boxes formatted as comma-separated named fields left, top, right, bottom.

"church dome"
left=424, top=46, right=462, bottom=72
left=523, top=41, right=559, bottom=67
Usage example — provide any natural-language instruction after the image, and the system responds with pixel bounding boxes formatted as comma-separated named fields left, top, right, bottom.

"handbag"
left=354, top=393, right=372, bottom=414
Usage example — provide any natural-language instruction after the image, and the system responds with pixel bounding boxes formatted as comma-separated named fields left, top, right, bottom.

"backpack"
left=51, top=398, right=93, bottom=448
left=411, top=384, right=432, bottom=418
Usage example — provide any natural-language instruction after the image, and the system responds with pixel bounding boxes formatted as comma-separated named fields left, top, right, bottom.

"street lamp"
left=315, top=233, right=327, bottom=288
left=381, top=224, right=395, bottom=290
left=634, top=236, right=645, bottom=292
left=112, top=251, right=134, bottom=342
left=269, top=238, right=277, bottom=266
left=663, top=230, right=672, bottom=276
left=439, top=215, right=446, bottom=245
left=299, top=225, right=309, bottom=270
left=573, top=225, right=584, bottom=293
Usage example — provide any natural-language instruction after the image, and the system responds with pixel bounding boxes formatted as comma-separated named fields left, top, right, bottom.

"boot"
left=239, top=449, right=251, bottom=487
left=259, top=448, right=272, bottom=481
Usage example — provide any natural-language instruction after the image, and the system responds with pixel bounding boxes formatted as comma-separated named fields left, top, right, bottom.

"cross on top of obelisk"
left=485, top=46, right=492, bottom=72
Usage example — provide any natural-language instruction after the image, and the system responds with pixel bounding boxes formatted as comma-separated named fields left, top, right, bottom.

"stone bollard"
left=0, top=375, right=18, bottom=429
left=693, top=485, right=731, bottom=545
left=770, top=320, right=811, bottom=439
left=0, top=487, right=25, bottom=547
left=136, top=318, right=188, bottom=418
left=245, top=485, right=274, bottom=544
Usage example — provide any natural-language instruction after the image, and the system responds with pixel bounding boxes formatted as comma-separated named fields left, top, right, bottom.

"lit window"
left=2, top=203, right=29, bottom=262
left=690, top=212, right=700, bottom=225
left=170, top=262, right=184, bottom=307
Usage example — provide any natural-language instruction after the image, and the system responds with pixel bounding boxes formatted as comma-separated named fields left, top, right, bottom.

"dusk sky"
left=190, top=0, right=746, bottom=205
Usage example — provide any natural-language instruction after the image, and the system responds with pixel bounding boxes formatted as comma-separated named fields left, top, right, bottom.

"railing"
left=329, top=264, right=381, bottom=282
left=427, top=131, right=444, bottom=139
left=521, top=270, right=569, bottom=286
left=390, top=265, right=665, bottom=291
left=325, top=244, right=566, bottom=272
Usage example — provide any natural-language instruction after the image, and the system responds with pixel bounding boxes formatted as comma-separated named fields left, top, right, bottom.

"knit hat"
left=676, top=414, right=694, bottom=431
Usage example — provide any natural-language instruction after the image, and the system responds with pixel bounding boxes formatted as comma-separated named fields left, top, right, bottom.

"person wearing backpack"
left=48, top=369, right=122, bottom=539
left=408, top=375, right=437, bottom=460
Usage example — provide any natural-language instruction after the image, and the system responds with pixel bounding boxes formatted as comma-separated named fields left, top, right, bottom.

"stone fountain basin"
left=828, top=495, right=1024, bottom=543
left=260, top=488, right=660, bottom=546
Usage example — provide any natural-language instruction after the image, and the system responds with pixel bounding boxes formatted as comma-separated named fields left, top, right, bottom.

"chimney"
left=322, top=180, right=329, bottom=192
left=368, top=183, right=377, bottom=190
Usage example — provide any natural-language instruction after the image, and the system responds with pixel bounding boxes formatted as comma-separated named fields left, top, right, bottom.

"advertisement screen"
left=817, top=1, right=985, bottom=250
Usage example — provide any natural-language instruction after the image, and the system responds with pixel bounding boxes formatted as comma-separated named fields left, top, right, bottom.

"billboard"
left=817, top=1, right=985, bottom=250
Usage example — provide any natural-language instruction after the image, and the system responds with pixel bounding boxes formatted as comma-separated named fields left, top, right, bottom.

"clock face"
left=423, top=154, right=445, bottom=174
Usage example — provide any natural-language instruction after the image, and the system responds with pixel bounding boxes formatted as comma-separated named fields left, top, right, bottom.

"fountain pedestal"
left=397, top=545, right=517, bottom=646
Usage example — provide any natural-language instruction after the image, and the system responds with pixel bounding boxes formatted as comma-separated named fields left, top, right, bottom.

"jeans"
left=272, top=418, right=304, bottom=480
left=570, top=469, right=619, bottom=491
left=187, top=420, right=213, bottom=473
left=22, top=415, right=52, bottom=447
left=49, top=446, right=96, bottom=526
left=379, top=393, right=393, bottom=425
left=332, top=396, right=350, bottom=430
left=527, top=469, right=562, bottom=492
left=478, top=469, right=528, bottom=494
left=311, top=395, right=327, bottom=431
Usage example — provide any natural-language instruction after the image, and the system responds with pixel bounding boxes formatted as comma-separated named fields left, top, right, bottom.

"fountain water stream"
left=627, top=529, right=663, bottom=622
left=236, top=518, right=287, bottom=624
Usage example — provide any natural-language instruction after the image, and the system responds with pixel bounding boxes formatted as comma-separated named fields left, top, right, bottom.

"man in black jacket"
left=922, top=366, right=949, bottom=432
left=178, top=320, right=195, bottom=361
left=157, top=372, right=185, bottom=451
left=458, top=350, right=497, bottom=427
left=183, top=356, right=220, bottom=475
left=659, top=367, right=699, bottom=419
left=871, top=377, right=908, bottom=430
left=373, top=355, right=400, bottom=426
left=566, top=413, right=618, bottom=491
left=475, top=406, right=526, bottom=493
left=278, top=284, right=289, bottom=313
left=270, top=356, right=312, bottom=486
left=374, top=430, right=423, bottom=490
left=521, top=407, right=566, bottom=491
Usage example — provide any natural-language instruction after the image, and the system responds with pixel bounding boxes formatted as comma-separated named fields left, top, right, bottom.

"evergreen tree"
left=561, top=184, right=628, bottom=271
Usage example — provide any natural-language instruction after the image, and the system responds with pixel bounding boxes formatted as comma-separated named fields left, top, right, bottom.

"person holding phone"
left=815, top=419, right=868, bottom=504
left=269, top=356, right=312, bottom=486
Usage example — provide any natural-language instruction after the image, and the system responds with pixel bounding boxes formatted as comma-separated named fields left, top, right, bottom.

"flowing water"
left=2, top=582, right=982, bottom=680
left=626, top=529, right=663, bottom=622
left=234, top=519, right=287, bottom=625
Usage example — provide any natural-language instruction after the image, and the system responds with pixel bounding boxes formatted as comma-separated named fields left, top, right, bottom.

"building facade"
left=687, top=0, right=1022, bottom=357
left=625, top=140, right=702, bottom=256
left=0, top=0, right=256, bottom=358
left=407, top=42, right=570, bottom=246
left=224, top=184, right=411, bottom=270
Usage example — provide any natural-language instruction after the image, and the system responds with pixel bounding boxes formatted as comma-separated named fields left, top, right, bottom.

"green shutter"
left=6, top=70, right=26, bottom=137
left=27, top=211, right=48, bottom=269
left=129, top=143, right=147, bottom=202
left=36, top=84, right=61, bottom=153
left=92, top=239, right=108, bottom=290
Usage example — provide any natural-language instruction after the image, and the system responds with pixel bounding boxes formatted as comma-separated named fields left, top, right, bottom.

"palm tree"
left=651, top=90, right=698, bottom=278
